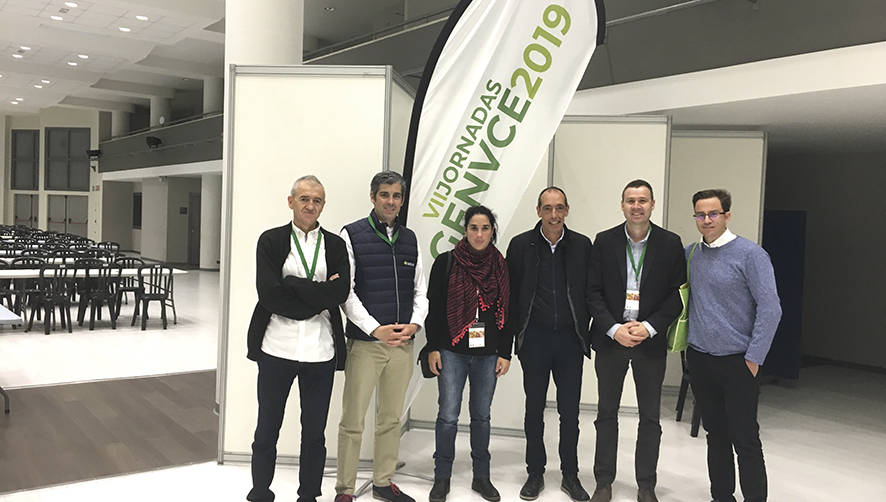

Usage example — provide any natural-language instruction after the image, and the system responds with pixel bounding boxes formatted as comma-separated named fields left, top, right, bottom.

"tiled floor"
left=2, top=365, right=885, bottom=501
left=0, top=271, right=219, bottom=389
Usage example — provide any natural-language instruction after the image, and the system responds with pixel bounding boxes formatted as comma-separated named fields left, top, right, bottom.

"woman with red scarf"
left=425, top=205, right=512, bottom=502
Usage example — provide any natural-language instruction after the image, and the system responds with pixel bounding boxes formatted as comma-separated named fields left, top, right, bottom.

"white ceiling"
left=1, top=0, right=885, bottom=156
left=0, top=0, right=224, bottom=114
left=665, top=83, right=886, bottom=155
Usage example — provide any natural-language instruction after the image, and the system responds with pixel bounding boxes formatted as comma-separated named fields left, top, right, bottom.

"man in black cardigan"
left=245, top=175, right=350, bottom=502
left=587, top=180, right=685, bottom=502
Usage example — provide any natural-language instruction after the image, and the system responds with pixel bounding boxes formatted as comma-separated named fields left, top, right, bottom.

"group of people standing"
left=245, top=171, right=781, bottom=502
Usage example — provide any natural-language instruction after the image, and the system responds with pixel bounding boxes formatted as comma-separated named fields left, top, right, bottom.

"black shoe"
left=519, top=473, right=545, bottom=500
left=471, top=478, right=501, bottom=502
left=372, top=482, right=415, bottom=502
left=561, top=475, right=590, bottom=502
left=590, top=483, right=612, bottom=502
left=637, top=487, right=659, bottom=502
left=428, top=479, right=449, bottom=502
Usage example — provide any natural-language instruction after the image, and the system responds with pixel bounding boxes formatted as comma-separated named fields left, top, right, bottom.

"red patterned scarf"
left=446, top=238, right=509, bottom=346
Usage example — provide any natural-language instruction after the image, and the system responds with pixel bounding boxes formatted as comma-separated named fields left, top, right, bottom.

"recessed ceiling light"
left=78, top=54, right=89, bottom=59
left=65, top=1, right=79, bottom=7
left=15, top=98, right=24, bottom=101
left=12, top=54, right=24, bottom=59
left=118, top=26, right=131, bottom=32
left=41, top=79, right=51, bottom=83
left=20, top=46, right=32, bottom=51
left=136, top=15, right=149, bottom=21
left=67, top=61, right=78, bottom=66
left=10, top=101, right=19, bottom=105
left=51, top=15, right=64, bottom=21
left=324, top=6, right=335, bottom=12
left=34, top=84, right=43, bottom=88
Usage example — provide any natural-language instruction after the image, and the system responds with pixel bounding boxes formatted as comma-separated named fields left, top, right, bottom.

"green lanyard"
left=626, top=240, right=648, bottom=283
left=367, top=216, right=399, bottom=247
left=291, top=228, right=323, bottom=280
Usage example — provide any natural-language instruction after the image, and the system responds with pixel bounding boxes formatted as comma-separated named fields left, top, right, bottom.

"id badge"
left=624, top=289, right=640, bottom=312
left=468, top=322, right=486, bottom=348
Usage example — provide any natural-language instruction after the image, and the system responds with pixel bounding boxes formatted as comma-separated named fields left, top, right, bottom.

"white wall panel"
left=667, top=132, right=766, bottom=246
left=220, top=66, right=411, bottom=463
left=551, top=117, right=670, bottom=409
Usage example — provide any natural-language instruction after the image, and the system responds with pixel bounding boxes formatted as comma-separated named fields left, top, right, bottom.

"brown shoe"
left=589, top=483, right=612, bottom=502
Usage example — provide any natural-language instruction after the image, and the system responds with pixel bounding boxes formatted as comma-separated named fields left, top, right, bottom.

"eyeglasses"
left=693, top=212, right=726, bottom=221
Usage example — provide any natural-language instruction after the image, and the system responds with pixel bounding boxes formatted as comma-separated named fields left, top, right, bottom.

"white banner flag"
left=405, top=0, right=606, bottom=265
left=400, top=0, right=605, bottom=420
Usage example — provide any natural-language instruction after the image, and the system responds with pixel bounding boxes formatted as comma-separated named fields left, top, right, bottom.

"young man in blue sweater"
left=686, top=189, right=781, bottom=502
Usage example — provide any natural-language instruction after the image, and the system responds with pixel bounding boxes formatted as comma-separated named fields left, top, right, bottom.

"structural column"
left=203, top=77, right=224, bottom=114
left=200, top=173, right=222, bottom=269
left=0, top=114, right=6, bottom=223
left=217, top=0, right=305, bottom=420
left=110, top=110, right=130, bottom=137
left=149, top=96, right=171, bottom=127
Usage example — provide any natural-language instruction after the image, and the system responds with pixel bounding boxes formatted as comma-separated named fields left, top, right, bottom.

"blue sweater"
left=686, top=236, right=782, bottom=365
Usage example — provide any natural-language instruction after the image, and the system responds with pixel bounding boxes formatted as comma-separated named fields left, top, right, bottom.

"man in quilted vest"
left=334, top=171, right=429, bottom=502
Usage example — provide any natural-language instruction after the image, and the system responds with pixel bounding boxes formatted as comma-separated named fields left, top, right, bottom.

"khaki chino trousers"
left=335, top=338, right=413, bottom=494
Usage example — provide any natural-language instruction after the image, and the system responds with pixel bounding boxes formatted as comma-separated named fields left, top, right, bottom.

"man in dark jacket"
left=246, top=175, right=350, bottom=502
left=505, top=186, right=594, bottom=502
left=587, top=179, right=685, bottom=502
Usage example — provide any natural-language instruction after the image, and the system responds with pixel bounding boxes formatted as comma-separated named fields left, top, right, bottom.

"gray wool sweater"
left=686, top=236, right=782, bottom=365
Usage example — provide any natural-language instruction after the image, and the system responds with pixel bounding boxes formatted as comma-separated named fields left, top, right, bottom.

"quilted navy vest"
left=344, top=211, right=418, bottom=340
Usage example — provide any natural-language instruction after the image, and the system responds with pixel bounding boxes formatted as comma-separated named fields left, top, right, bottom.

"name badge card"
left=468, top=322, right=486, bottom=348
left=625, top=289, right=640, bottom=312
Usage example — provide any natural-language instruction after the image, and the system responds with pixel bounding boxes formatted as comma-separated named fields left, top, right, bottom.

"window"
left=45, top=127, right=90, bottom=191
left=133, top=192, right=142, bottom=229
left=11, top=130, right=39, bottom=190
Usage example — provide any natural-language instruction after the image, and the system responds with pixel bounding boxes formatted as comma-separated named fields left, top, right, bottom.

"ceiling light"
left=12, top=54, right=24, bottom=59
left=34, top=84, right=43, bottom=88
left=20, top=46, right=32, bottom=51
left=10, top=101, right=19, bottom=105
left=15, top=98, right=24, bottom=101
left=51, top=15, right=63, bottom=21
left=118, top=26, right=131, bottom=32
left=136, top=15, right=149, bottom=21
left=324, top=6, right=335, bottom=12
left=65, top=1, right=79, bottom=7
left=42, top=79, right=51, bottom=83
left=67, top=61, right=78, bottom=66
left=78, top=54, right=89, bottom=59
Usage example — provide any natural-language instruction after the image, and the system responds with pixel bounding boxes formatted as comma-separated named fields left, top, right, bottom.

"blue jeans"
left=434, top=350, right=499, bottom=480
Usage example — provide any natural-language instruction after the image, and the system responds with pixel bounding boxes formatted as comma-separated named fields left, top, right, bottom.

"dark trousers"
left=247, top=352, right=336, bottom=502
left=593, top=346, right=666, bottom=489
left=434, top=350, right=498, bottom=480
left=519, top=326, right=584, bottom=476
left=687, top=347, right=767, bottom=502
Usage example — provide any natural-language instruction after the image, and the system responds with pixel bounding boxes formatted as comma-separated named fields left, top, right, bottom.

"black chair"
left=20, top=249, right=50, bottom=258
left=0, top=258, right=13, bottom=310
left=77, top=262, right=121, bottom=330
left=96, top=242, right=121, bottom=260
left=132, top=264, right=172, bottom=330
left=10, top=257, right=46, bottom=317
left=27, top=265, right=77, bottom=335
left=113, top=257, right=145, bottom=314
left=74, top=258, right=106, bottom=326
left=675, top=350, right=702, bottom=437
left=53, top=249, right=83, bottom=261
left=83, top=248, right=113, bottom=262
